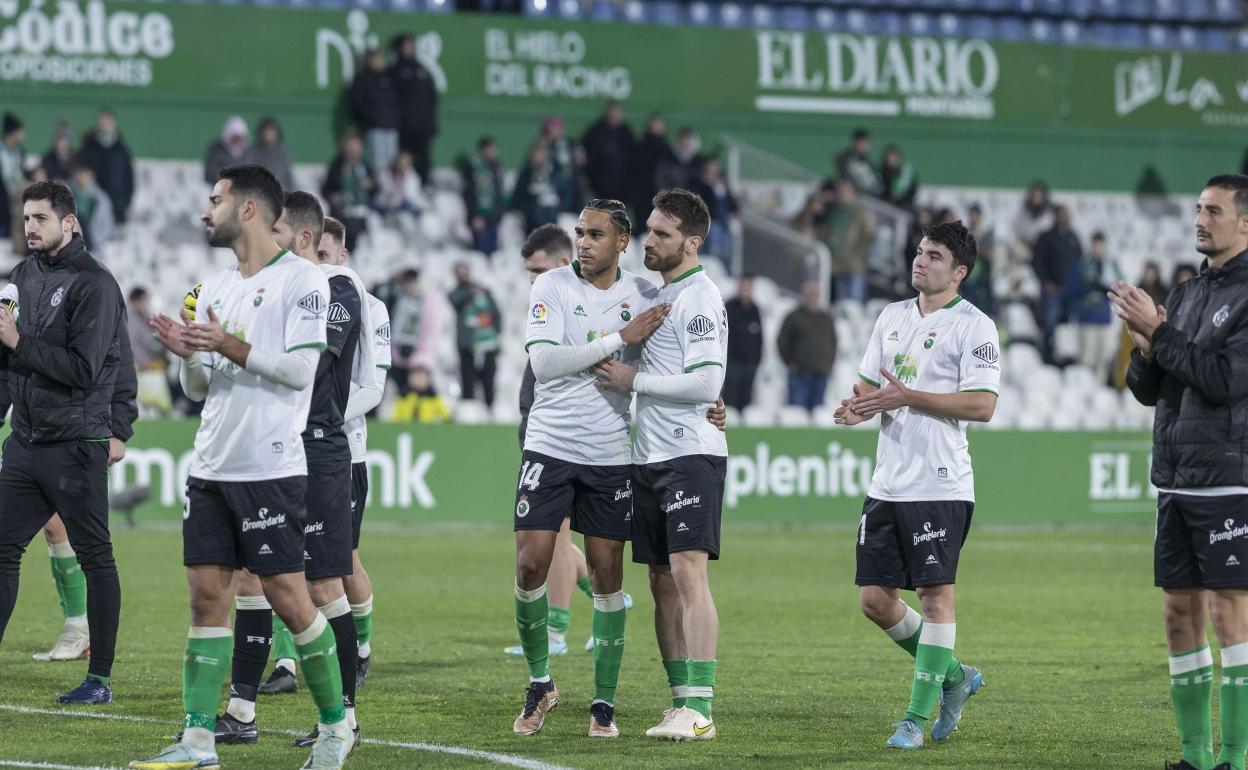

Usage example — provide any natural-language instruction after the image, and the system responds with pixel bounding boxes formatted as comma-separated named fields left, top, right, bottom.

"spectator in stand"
left=460, top=136, right=505, bottom=255
left=202, top=115, right=249, bottom=186
left=1171, top=262, right=1198, bottom=288
left=657, top=126, right=703, bottom=191
left=724, top=275, right=763, bottom=410
left=825, top=177, right=876, bottom=304
left=778, top=279, right=838, bottom=411
left=78, top=109, right=134, bottom=225
left=448, top=262, right=502, bottom=407
left=632, top=113, right=675, bottom=233
left=1139, top=260, right=1167, bottom=305
left=879, top=144, right=918, bottom=209
left=0, top=112, right=26, bottom=243
left=68, top=160, right=114, bottom=250
left=376, top=150, right=430, bottom=239
left=1010, top=179, right=1053, bottom=269
left=581, top=100, right=634, bottom=202
left=242, top=117, right=293, bottom=190
left=1066, top=231, right=1120, bottom=382
left=391, top=32, right=438, bottom=188
left=511, top=140, right=568, bottom=234
left=692, top=157, right=738, bottom=266
left=321, top=128, right=377, bottom=252
left=791, top=186, right=828, bottom=240
left=387, top=268, right=441, bottom=394
left=41, top=122, right=74, bottom=182
left=834, top=127, right=880, bottom=197
left=539, top=115, right=580, bottom=211
left=961, top=203, right=996, bottom=315
left=390, top=366, right=451, bottom=423
left=127, top=287, right=172, bottom=417
left=351, top=47, right=402, bottom=174
left=1032, top=203, right=1082, bottom=363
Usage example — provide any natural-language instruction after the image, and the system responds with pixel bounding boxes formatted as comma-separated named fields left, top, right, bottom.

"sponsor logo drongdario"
left=913, top=521, right=947, bottom=546
left=241, top=507, right=286, bottom=533
left=1211, top=518, right=1248, bottom=545
left=0, top=1, right=175, bottom=87
left=665, top=490, right=701, bottom=514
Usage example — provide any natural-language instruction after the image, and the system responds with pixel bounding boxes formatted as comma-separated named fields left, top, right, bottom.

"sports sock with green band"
left=48, top=542, right=86, bottom=621
left=576, top=575, right=593, bottom=601
left=515, top=583, right=550, bottom=681
left=884, top=607, right=965, bottom=689
left=663, top=658, right=689, bottom=708
left=1217, top=642, right=1248, bottom=770
left=292, top=613, right=346, bottom=725
left=905, top=622, right=956, bottom=726
left=548, top=606, right=571, bottom=637
left=686, top=659, right=716, bottom=720
left=591, top=592, right=627, bottom=704
left=271, top=613, right=297, bottom=671
left=182, top=627, right=233, bottom=738
left=351, top=595, right=373, bottom=658
left=1169, top=646, right=1215, bottom=770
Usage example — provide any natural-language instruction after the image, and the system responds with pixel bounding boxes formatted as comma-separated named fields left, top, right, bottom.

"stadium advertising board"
left=85, top=421, right=1158, bottom=526
left=4, top=2, right=1246, bottom=189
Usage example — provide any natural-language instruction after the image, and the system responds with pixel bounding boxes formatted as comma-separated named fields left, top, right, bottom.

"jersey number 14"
left=518, top=461, right=545, bottom=492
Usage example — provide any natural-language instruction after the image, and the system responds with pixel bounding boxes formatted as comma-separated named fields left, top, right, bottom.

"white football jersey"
left=189, top=251, right=329, bottom=482
left=524, top=262, right=660, bottom=465
left=857, top=296, right=1001, bottom=503
left=634, top=267, right=729, bottom=464
left=347, top=294, right=392, bottom=464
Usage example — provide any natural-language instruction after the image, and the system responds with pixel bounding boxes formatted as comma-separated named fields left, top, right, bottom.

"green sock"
left=48, top=546, right=86, bottom=620
left=664, top=658, right=689, bottom=708
left=272, top=614, right=297, bottom=664
left=351, top=595, right=374, bottom=654
left=686, top=659, right=716, bottom=720
left=576, top=576, right=593, bottom=601
left=905, top=623, right=956, bottom=726
left=548, top=606, right=572, bottom=636
left=886, top=611, right=964, bottom=689
left=515, top=584, right=550, bottom=680
left=294, top=616, right=346, bottom=725
left=592, top=593, right=627, bottom=703
left=1169, top=646, right=1215, bottom=770
left=1216, top=644, right=1248, bottom=770
left=183, top=628, right=233, bottom=731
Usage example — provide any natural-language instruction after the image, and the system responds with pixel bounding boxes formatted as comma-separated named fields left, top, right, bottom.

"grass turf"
left=0, top=524, right=1188, bottom=769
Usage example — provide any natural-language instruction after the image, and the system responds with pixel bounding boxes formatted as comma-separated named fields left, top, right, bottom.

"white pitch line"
left=0, top=762, right=126, bottom=770
left=0, top=705, right=574, bottom=770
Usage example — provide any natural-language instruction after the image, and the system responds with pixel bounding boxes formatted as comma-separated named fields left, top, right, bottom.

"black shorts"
left=632, top=455, right=726, bottom=566
left=183, top=475, right=307, bottom=576
left=1155, top=492, right=1248, bottom=589
left=350, top=462, right=368, bottom=550
left=302, top=450, right=354, bottom=581
left=513, top=451, right=632, bottom=541
left=855, top=497, right=973, bottom=590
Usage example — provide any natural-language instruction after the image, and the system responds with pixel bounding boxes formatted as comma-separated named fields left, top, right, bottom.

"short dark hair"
left=521, top=224, right=573, bottom=260
left=322, top=215, right=346, bottom=246
left=651, top=188, right=711, bottom=240
left=283, top=190, right=324, bottom=246
left=1091, top=230, right=1106, bottom=243
left=478, top=135, right=496, bottom=150
left=128, top=287, right=148, bottom=303
left=1205, top=174, right=1248, bottom=216
left=584, top=198, right=632, bottom=235
left=21, top=180, right=76, bottom=219
left=923, top=220, right=978, bottom=281
left=218, top=164, right=283, bottom=225
left=852, top=127, right=869, bottom=141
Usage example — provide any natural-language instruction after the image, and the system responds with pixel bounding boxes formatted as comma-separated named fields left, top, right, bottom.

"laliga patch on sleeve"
left=529, top=303, right=549, bottom=327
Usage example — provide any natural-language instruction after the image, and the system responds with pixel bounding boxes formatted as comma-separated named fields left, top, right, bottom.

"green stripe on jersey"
left=287, top=342, right=327, bottom=352
left=525, top=339, right=559, bottom=350
left=858, top=373, right=880, bottom=386
left=684, top=361, right=723, bottom=372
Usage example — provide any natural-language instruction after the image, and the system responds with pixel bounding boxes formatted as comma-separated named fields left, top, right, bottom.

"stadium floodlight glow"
left=533, top=0, right=547, bottom=12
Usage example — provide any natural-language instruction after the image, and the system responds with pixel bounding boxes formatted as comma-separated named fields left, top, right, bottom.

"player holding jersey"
left=134, top=165, right=353, bottom=770
left=511, top=200, right=668, bottom=738
left=834, top=220, right=999, bottom=750
left=595, top=189, right=729, bottom=742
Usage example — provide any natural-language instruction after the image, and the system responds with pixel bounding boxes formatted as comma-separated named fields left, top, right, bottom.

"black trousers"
left=399, top=128, right=434, bottom=186
left=0, top=437, right=120, bottom=680
left=723, top=362, right=758, bottom=410
left=459, top=349, right=498, bottom=407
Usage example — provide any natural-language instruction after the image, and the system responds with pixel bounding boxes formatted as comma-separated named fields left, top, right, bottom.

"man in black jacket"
left=391, top=33, right=438, bottom=187
left=350, top=48, right=401, bottom=175
left=724, top=275, right=762, bottom=409
left=1116, top=174, right=1248, bottom=770
left=0, top=181, right=135, bottom=705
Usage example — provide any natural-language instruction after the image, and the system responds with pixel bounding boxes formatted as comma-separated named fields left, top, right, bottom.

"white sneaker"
left=301, top=723, right=352, bottom=769
left=650, top=706, right=715, bottom=741
left=33, top=622, right=90, bottom=662
left=644, top=707, right=679, bottom=738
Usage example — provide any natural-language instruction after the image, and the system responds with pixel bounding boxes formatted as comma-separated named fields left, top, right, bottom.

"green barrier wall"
left=3, top=1, right=1246, bottom=190
left=92, top=421, right=1157, bottom=526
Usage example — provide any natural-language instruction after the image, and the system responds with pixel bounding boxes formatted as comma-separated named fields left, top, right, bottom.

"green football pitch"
left=0, top=524, right=1187, bottom=769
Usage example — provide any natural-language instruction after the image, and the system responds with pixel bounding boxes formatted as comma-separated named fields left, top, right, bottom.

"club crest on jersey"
left=1213, top=304, right=1230, bottom=328
left=972, top=342, right=999, bottom=364
left=253, top=294, right=264, bottom=307
left=297, top=292, right=325, bottom=314
left=924, top=337, right=935, bottom=349
left=687, top=314, right=715, bottom=339
left=621, top=303, right=631, bottom=322
left=516, top=496, right=530, bottom=518
left=327, top=302, right=352, bottom=324
left=50, top=286, right=64, bottom=307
